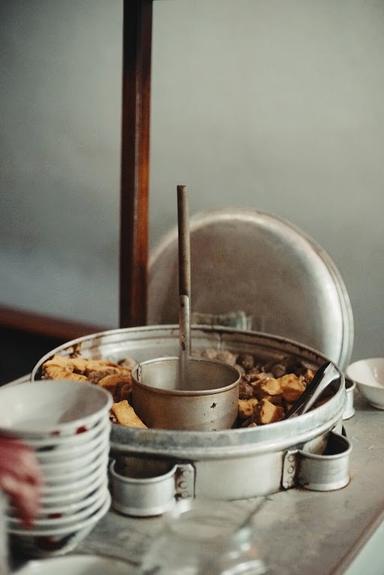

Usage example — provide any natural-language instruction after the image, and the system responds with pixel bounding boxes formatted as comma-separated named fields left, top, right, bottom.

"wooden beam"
left=119, top=0, right=153, bottom=327
left=0, top=305, right=106, bottom=341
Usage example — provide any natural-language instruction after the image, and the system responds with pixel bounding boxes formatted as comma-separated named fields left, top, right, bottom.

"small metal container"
left=109, top=457, right=194, bottom=517
left=132, top=357, right=240, bottom=431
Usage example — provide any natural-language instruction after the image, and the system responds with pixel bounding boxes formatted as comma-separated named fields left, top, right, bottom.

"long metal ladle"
left=177, top=185, right=191, bottom=388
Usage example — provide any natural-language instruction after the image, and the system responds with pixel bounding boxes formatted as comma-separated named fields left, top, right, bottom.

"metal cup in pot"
left=131, top=356, right=240, bottom=431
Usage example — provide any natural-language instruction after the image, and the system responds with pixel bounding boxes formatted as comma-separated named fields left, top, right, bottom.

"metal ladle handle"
left=177, top=185, right=191, bottom=371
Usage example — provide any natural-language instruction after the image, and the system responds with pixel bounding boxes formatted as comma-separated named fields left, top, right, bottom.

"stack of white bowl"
left=0, top=379, right=112, bottom=557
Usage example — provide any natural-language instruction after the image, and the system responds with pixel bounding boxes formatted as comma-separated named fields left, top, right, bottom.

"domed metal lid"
left=148, top=209, right=353, bottom=369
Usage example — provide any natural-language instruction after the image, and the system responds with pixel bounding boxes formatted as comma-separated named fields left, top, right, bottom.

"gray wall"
left=1, top=0, right=383, bottom=361
left=0, top=0, right=122, bottom=326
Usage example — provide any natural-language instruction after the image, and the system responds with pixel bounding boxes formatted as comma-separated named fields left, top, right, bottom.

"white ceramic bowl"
left=35, top=425, right=110, bottom=464
left=10, top=493, right=111, bottom=558
left=43, top=455, right=109, bottom=487
left=39, top=443, right=109, bottom=479
left=25, top=419, right=111, bottom=454
left=346, top=358, right=384, bottom=409
left=8, top=487, right=108, bottom=529
left=40, top=473, right=108, bottom=508
left=40, top=463, right=107, bottom=497
left=14, top=554, right=131, bottom=575
left=0, top=380, right=112, bottom=437
left=8, top=480, right=108, bottom=517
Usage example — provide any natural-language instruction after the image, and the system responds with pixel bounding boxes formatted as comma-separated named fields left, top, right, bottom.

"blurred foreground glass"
left=0, top=493, right=8, bottom=575
left=140, top=499, right=268, bottom=575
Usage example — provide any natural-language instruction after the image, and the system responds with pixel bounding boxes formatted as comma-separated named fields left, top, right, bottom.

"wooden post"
left=119, top=0, right=153, bottom=327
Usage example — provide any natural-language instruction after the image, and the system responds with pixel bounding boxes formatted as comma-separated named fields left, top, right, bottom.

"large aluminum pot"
left=31, top=326, right=350, bottom=504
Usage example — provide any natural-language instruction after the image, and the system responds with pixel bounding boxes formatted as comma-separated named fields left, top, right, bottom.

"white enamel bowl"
left=8, top=488, right=108, bottom=529
left=39, top=443, right=109, bottom=479
left=10, top=493, right=111, bottom=558
left=34, top=426, right=110, bottom=464
left=8, top=480, right=108, bottom=518
left=40, top=464, right=107, bottom=497
left=42, top=455, right=109, bottom=487
left=346, top=358, right=384, bottom=409
left=0, top=380, right=112, bottom=437
left=14, top=553, right=131, bottom=574
left=40, top=473, right=108, bottom=507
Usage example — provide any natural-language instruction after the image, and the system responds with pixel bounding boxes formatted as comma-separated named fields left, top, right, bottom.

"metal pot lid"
left=148, top=209, right=353, bottom=369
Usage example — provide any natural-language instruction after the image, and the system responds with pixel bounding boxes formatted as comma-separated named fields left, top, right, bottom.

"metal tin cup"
left=131, top=356, right=240, bottom=431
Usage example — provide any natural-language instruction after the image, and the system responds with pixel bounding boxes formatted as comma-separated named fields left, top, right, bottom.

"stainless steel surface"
left=32, top=325, right=347, bottom=499
left=148, top=209, right=354, bottom=369
left=131, top=356, right=240, bottom=431
left=72, top=394, right=383, bottom=575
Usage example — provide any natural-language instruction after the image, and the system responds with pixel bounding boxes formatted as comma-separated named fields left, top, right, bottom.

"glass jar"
left=140, top=499, right=268, bottom=575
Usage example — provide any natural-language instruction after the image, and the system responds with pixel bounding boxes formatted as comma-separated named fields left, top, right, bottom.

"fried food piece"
left=111, top=400, right=147, bottom=429
left=238, top=398, right=258, bottom=420
left=43, top=364, right=88, bottom=382
left=259, top=378, right=282, bottom=397
left=239, top=380, right=255, bottom=400
left=279, top=374, right=306, bottom=403
left=237, top=353, right=255, bottom=371
left=255, top=398, right=284, bottom=425
left=42, top=365, right=73, bottom=379
left=42, top=354, right=71, bottom=368
left=246, top=370, right=273, bottom=385
left=81, top=358, right=125, bottom=374
left=66, top=372, right=89, bottom=382
left=201, top=349, right=238, bottom=366
left=98, top=373, right=132, bottom=390
left=86, top=368, right=120, bottom=384
left=98, top=374, right=132, bottom=402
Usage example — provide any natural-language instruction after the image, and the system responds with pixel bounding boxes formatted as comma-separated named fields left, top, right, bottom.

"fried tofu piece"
left=279, top=374, right=306, bottom=403
left=98, top=373, right=132, bottom=390
left=259, top=378, right=282, bottom=397
left=43, top=354, right=70, bottom=368
left=43, top=364, right=88, bottom=382
left=238, top=398, right=258, bottom=420
left=98, top=374, right=132, bottom=402
left=255, top=398, right=284, bottom=425
left=111, top=400, right=147, bottom=429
